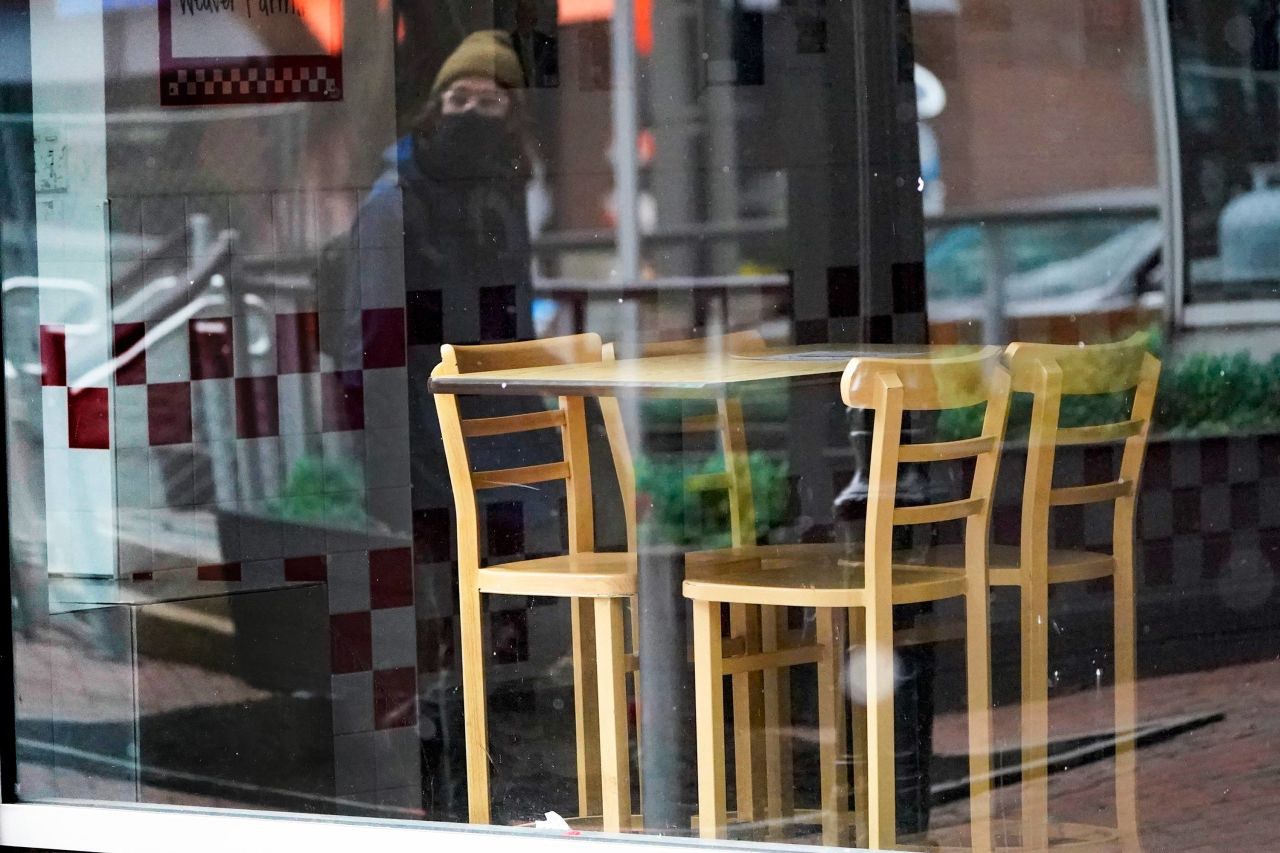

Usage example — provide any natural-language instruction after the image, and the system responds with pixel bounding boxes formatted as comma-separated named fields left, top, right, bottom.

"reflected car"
left=924, top=189, right=1165, bottom=324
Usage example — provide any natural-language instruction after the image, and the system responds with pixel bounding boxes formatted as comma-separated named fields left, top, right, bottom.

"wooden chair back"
left=1003, top=333, right=1161, bottom=569
left=839, top=347, right=1012, bottom=575
left=599, top=331, right=767, bottom=550
left=432, top=334, right=604, bottom=577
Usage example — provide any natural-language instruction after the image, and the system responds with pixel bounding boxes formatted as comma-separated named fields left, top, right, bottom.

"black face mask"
left=416, top=112, right=523, bottom=181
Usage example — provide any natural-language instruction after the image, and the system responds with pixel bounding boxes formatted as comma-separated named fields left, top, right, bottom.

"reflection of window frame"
left=1147, top=0, right=1280, bottom=327
left=1142, top=0, right=1184, bottom=326
left=0, top=805, right=671, bottom=851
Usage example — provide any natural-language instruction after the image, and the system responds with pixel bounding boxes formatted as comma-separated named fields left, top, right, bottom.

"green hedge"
left=1155, top=350, right=1280, bottom=436
left=938, top=334, right=1280, bottom=441
left=635, top=451, right=791, bottom=547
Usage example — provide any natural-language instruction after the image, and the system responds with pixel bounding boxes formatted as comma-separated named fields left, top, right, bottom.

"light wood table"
left=430, top=343, right=970, bottom=832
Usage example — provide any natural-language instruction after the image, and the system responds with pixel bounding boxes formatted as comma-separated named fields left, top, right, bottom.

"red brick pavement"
left=929, top=657, right=1280, bottom=851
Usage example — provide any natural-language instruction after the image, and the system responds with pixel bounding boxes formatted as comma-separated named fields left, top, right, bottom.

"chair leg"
left=572, top=598, right=603, bottom=819
left=965, top=586, right=995, bottom=853
left=761, top=604, right=794, bottom=839
left=730, top=603, right=767, bottom=825
left=1019, top=582, right=1050, bottom=850
left=459, top=584, right=491, bottom=824
left=693, top=599, right=728, bottom=840
left=1114, top=562, right=1140, bottom=847
left=865, top=595, right=897, bottom=849
left=595, top=597, right=633, bottom=832
left=628, top=596, right=643, bottom=813
left=816, top=607, right=850, bottom=848
left=848, top=607, right=870, bottom=849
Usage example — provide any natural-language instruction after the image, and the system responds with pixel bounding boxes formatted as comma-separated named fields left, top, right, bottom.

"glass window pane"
left=1, top=1, right=1276, bottom=851
left=1171, top=1, right=1280, bottom=306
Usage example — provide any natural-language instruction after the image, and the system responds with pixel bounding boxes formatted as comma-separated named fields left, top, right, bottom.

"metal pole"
left=637, top=544, right=694, bottom=832
left=1140, top=0, right=1183, bottom=330
left=982, top=225, right=1010, bottom=346
left=611, top=0, right=641, bottom=283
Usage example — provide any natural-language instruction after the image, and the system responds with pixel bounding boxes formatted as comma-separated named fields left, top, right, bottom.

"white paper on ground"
left=534, top=811, right=571, bottom=830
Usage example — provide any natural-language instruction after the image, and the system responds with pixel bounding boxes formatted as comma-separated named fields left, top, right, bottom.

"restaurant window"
left=0, top=1, right=1278, bottom=852
left=1168, top=0, right=1280, bottom=325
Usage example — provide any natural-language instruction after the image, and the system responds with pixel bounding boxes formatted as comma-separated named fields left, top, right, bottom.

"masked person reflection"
left=344, top=31, right=553, bottom=817
left=352, top=30, right=543, bottom=508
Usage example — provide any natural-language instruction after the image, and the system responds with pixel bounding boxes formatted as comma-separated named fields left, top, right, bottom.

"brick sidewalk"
left=929, top=657, right=1280, bottom=851
left=15, top=620, right=1280, bottom=847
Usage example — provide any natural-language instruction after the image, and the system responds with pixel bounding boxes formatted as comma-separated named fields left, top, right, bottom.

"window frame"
left=0, top=802, right=819, bottom=853
left=1147, top=0, right=1280, bottom=328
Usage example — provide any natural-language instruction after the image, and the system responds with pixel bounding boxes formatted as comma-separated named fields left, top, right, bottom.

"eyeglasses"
left=441, top=85, right=511, bottom=118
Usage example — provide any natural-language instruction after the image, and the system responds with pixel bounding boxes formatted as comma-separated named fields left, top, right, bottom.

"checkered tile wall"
left=926, top=435, right=1280, bottom=646
left=36, top=187, right=423, bottom=811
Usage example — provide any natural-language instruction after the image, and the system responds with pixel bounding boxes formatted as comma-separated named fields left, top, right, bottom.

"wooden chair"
left=683, top=347, right=1010, bottom=849
left=432, top=333, right=638, bottom=832
left=983, top=335, right=1158, bottom=849
left=599, top=330, right=798, bottom=833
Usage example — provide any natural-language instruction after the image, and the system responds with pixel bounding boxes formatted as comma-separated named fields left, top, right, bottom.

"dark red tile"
left=235, top=376, right=280, bottom=439
left=68, top=388, right=110, bottom=450
left=40, top=325, right=66, bottom=387
left=413, top=507, right=452, bottom=563
left=793, top=318, right=826, bottom=345
left=189, top=317, right=233, bottom=380
left=197, top=562, right=242, bottom=581
left=147, top=382, right=193, bottom=445
left=113, top=322, right=147, bottom=386
left=826, top=265, right=861, bottom=319
left=406, top=290, right=443, bottom=347
left=1145, top=441, right=1172, bottom=488
left=992, top=505, right=1021, bottom=546
left=1142, top=542, right=1173, bottom=587
left=370, top=547, right=413, bottom=609
left=1232, top=483, right=1260, bottom=531
left=491, top=608, right=529, bottom=664
left=417, top=616, right=456, bottom=673
left=1201, top=437, right=1229, bottom=483
left=1053, top=504, right=1086, bottom=548
left=1202, top=533, right=1232, bottom=580
left=891, top=262, right=926, bottom=313
left=479, top=285, right=517, bottom=340
left=284, top=554, right=327, bottom=582
left=362, top=308, right=407, bottom=369
left=1172, top=488, right=1202, bottom=533
left=321, top=371, right=364, bottom=432
left=330, top=612, right=373, bottom=674
left=1083, top=445, right=1118, bottom=486
left=486, top=500, right=524, bottom=558
left=277, top=312, right=321, bottom=374
left=373, top=666, right=417, bottom=729
left=867, top=314, right=892, bottom=344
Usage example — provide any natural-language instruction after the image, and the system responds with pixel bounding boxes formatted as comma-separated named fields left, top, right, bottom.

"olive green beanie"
left=430, top=30, right=525, bottom=100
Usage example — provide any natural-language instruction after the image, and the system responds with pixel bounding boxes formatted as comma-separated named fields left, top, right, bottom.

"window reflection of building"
left=913, top=0, right=1156, bottom=210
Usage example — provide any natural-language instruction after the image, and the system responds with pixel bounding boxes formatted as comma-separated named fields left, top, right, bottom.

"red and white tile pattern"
left=91, top=188, right=421, bottom=806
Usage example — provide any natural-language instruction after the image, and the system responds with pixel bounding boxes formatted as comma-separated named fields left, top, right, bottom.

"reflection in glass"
left=4, top=2, right=1280, bottom=852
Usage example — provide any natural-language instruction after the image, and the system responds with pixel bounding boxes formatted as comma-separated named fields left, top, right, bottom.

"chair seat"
left=688, top=541, right=1116, bottom=590
left=919, top=543, right=1116, bottom=586
left=477, top=552, right=637, bottom=597
left=683, top=561, right=968, bottom=608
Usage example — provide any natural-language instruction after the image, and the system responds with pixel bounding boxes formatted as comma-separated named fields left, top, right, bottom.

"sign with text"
left=159, top=0, right=343, bottom=106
